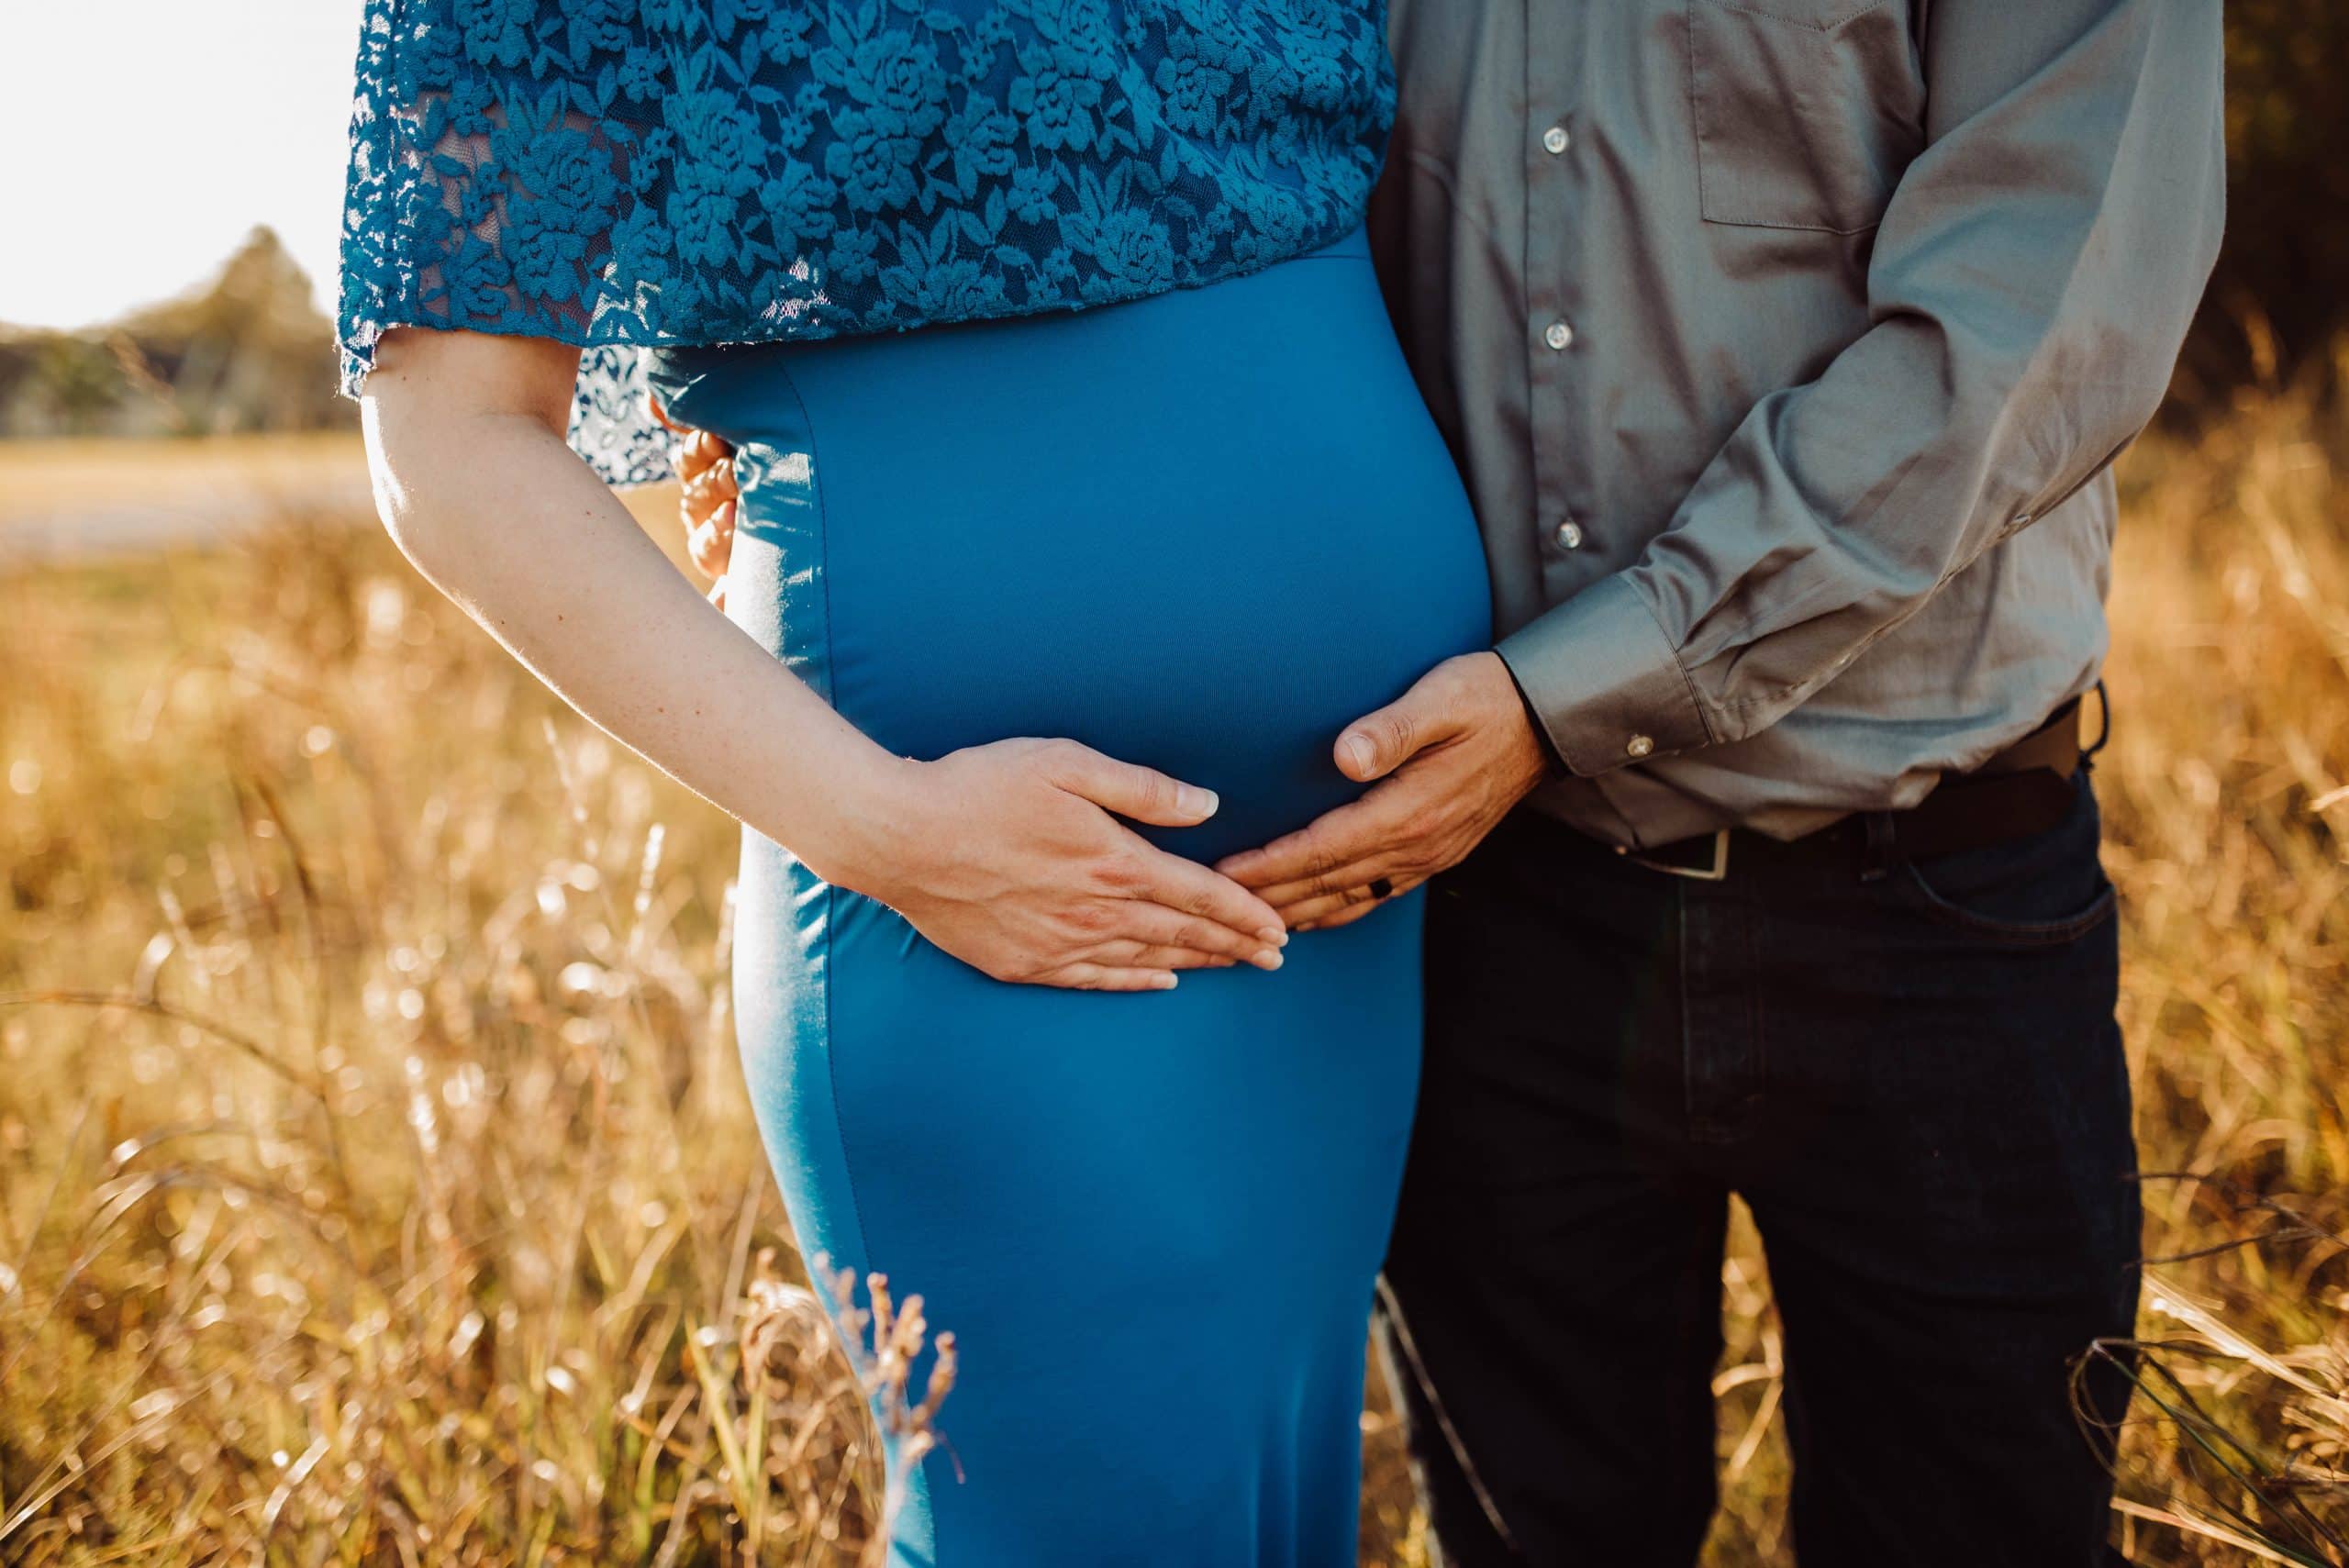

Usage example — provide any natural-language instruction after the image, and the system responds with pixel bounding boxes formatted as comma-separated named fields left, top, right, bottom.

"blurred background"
left=2, top=7, right=2344, bottom=1566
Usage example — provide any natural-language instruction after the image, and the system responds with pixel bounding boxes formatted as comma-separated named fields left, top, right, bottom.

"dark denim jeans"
left=1380, top=769, right=2140, bottom=1567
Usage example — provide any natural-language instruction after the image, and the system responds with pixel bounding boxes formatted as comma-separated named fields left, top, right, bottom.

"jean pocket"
left=1898, top=860, right=2117, bottom=947
left=1885, top=770, right=2118, bottom=946
left=1687, top=0, right=1923, bottom=235
left=1896, top=837, right=2116, bottom=959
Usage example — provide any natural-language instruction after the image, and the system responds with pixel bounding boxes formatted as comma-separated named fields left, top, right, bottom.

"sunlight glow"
left=0, top=0, right=367, bottom=328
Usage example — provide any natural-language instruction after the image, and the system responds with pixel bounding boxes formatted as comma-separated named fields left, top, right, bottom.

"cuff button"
left=1626, top=734, right=1655, bottom=760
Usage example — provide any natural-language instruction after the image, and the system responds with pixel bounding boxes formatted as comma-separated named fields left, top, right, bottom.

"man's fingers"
left=676, top=439, right=736, bottom=565
left=1216, top=794, right=1393, bottom=887
left=671, top=425, right=723, bottom=471
left=688, top=498, right=736, bottom=576
left=1049, top=744, right=1219, bottom=827
left=1253, top=847, right=1416, bottom=911
left=1291, top=878, right=1422, bottom=933
left=1337, top=662, right=1473, bottom=782
left=682, top=459, right=738, bottom=516
left=1281, top=881, right=1388, bottom=929
left=662, top=409, right=745, bottom=587
left=1337, top=699, right=1418, bottom=784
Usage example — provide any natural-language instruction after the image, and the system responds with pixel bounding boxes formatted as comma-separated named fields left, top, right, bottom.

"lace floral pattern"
left=340, top=0, right=1395, bottom=482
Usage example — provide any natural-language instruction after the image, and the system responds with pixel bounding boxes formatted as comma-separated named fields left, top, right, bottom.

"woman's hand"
left=634, top=397, right=1275, bottom=988
left=363, top=338, right=1275, bottom=996
left=636, top=396, right=1275, bottom=989
left=827, top=740, right=1290, bottom=992
left=649, top=395, right=738, bottom=609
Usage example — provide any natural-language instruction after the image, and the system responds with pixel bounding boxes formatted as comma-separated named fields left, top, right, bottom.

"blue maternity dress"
left=340, top=5, right=1492, bottom=1562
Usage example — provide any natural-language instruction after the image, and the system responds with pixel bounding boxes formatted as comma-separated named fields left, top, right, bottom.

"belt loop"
left=1860, top=811, right=1897, bottom=884
left=2083, top=679, right=2112, bottom=769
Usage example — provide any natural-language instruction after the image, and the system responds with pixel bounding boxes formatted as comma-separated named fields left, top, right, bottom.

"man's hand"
left=1216, top=652, right=1552, bottom=931
left=648, top=395, right=739, bottom=610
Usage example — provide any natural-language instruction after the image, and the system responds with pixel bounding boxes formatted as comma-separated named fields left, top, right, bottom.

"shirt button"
left=1554, top=518, right=1585, bottom=550
left=1543, top=319, right=1575, bottom=351
left=1626, top=734, right=1655, bottom=760
left=1542, top=125, right=1570, bottom=155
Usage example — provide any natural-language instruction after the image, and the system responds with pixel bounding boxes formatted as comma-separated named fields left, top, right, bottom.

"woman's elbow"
left=359, top=405, right=462, bottom=581
left=369, top=476, right=442, bottom=577
left=358, top=327, right=579, bottom=565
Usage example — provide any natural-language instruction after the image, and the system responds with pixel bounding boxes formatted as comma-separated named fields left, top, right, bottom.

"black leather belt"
left=1621, top=696, right=2091, bottom=884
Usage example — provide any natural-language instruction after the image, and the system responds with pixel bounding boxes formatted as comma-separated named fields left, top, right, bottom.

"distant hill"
left=0, top=228, right=355, bottom=439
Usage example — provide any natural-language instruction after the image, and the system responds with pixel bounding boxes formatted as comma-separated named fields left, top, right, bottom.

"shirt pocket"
left=1687, top=0, right=1923, bottom=235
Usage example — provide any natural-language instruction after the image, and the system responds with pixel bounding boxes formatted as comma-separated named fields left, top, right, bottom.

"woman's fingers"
left=1032, top=741, right=1290, bottom=944
left=1085, top=940, right=1240, bottom=971
left=1107, top=907, right=1284, bottom=970
left=893, top=739, right=1289, bottom=987
left=1046, top=742, right=1219, bottom=827
left=1128, top=846, right=1289, bottom=949
left=1041, top=962, right=1181, bottom=993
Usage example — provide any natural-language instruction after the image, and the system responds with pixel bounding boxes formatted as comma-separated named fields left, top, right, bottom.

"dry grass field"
left=1, top=365, right=2344, bottom=1564
left=0, top=435, right=371, bottom=523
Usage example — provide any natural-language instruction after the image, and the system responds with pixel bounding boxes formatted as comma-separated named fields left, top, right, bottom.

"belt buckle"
left=1623, top=829, right=1731, bottom=883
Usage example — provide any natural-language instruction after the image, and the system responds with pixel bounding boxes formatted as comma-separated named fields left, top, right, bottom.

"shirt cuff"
left=1495, top=574, right=1713, bottom=777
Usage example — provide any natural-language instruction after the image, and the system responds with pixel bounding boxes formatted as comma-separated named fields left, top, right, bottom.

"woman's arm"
left=361, top=328, right=1287, bottom=989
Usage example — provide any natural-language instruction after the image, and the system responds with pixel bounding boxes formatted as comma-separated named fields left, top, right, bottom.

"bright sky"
left=0, top=0, right=367, bottom=328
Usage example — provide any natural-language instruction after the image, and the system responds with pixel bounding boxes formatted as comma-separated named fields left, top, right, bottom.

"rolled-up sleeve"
left=1498, top=0, right=2225, bottom=778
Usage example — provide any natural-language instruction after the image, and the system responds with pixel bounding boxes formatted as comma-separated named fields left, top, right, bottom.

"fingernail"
left=1341, top=733, right=1375, bottom=774
left=1179, top=785, right=1219, bottom=818
left=1258, top=926, right=1289, bottom=947
left=1252, top=950, right=1284, bottom=971
left=1154, top=973, right=1179, bottom=990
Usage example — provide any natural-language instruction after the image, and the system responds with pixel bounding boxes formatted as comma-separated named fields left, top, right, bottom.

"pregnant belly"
left=663, top=235, right=1495, bottom=863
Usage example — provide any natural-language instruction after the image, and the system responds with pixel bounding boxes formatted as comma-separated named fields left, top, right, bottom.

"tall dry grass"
left=0, top=361, right=2343, bottom=1563
left=0, top=517, right=941, bottom=1563
left=1692, top=360, right=2349, bottom=1567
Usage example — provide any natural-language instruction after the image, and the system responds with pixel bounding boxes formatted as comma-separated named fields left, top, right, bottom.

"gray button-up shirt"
left=1369, top=0, right=2226, bottom=848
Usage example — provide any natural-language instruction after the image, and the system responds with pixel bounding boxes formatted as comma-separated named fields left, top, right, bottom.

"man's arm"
left=1503, top=0, right=2227, bottom=776
left=1225, top=0, right=2225, bottom=929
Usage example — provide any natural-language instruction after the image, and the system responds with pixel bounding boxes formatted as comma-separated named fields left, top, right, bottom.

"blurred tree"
left=28, top=338, right=126, bottom=429
left=0, top=228, right=353, bottom=439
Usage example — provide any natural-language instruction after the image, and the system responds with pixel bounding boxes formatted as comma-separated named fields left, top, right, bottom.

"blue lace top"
left=338, top=0, right=1395, bottom=482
